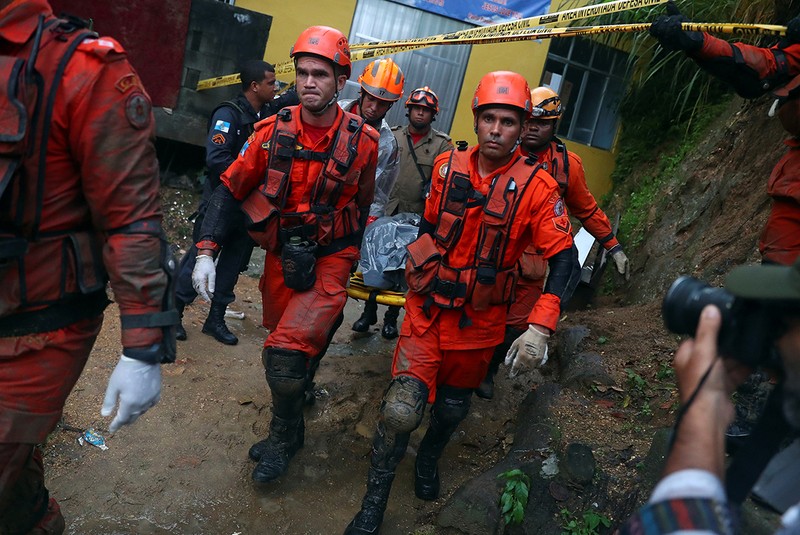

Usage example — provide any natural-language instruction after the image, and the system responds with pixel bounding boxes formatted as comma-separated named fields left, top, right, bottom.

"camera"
left=662, top=276, right=783, bottom=369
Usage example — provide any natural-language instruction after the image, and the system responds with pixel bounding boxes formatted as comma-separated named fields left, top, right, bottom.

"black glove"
left=787, top=15, right=800, bottom=45
left=649, top=1, right=704, bottom=52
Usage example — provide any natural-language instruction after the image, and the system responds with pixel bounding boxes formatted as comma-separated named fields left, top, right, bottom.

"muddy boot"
left=475, top=353, right=502, bottom=400
left=380, top=306, right=400, bottom=340
left=250, top=414, right=305, bottom=483
left=415, top=386, right=471, bottom=501
left=352, top=300, right=378, bottom=332
left=175, top=300, right=187, bottom=341
left=476, top=333, right=512, bottom=400
left=344, top=467, right=395, bottom=535
left=251, top=348, right=306, bottom=483
left=345, top=417, right=411, bottom=535
left=202, top=301, right=238, bottom=345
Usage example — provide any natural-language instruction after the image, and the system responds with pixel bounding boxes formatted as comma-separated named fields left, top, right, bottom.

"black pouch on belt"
left=281, top=237, right=318, bottom=291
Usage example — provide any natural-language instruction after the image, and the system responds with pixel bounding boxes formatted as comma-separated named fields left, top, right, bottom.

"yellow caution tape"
left=197, top=73, right=241, bottom=91
left=346, top=273, right=407, bottom=307
left=198, top=0, right=668, bottom=90
left=197, top=2, right=786, bottom=91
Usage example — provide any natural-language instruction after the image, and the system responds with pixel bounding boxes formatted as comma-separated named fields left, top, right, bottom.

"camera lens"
left=662, top=276, right=735, bottom=336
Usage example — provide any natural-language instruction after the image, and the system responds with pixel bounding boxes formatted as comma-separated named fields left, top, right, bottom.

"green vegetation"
left=498, top=469, right=531, bottom=527
left=584, top=0, right=777, bottom=250
left=559, top=507, right=612, bottom=535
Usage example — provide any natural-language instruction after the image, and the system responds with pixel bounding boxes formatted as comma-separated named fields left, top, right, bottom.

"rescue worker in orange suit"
left=355, top=86, right=454, bottom=340
left=191, top=26, right=380, bottom=485
left=175, top=60, right=298, bottom=346
left=650, top=3, right=800, bottom=266
left=650, top=2, right=800, bottom=439
left=0, top=0, right=176, bottom=532
left=477, top=86, right=630, bottom=399
left=344, top=71, right=577, bottom=534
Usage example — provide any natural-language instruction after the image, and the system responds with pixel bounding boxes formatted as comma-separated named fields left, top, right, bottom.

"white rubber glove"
left=192, top=254, right=216, bottom=302
left=101, top=355, right=162, bottom=433
left=505, top=325, right=550, bottom=377
left=611, top=248, right=630, bottom=281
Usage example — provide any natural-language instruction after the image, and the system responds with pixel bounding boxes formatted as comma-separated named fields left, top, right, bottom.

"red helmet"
left=290, top=26, right=351, bottom=77
left=405, top=86, right=439, bottom=114
left=358, top=58, right=404, bottom=102
left=471, top=71, right=532, bottom=117
left=530, top=86, right=562, bottom=120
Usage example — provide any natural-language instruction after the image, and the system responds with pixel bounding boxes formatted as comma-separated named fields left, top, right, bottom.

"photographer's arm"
left=665, top=305, right=736, bottom=479
left=619, top=306, right=748, bottom=534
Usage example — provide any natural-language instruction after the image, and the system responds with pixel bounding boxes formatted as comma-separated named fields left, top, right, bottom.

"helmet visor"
left=408, top=90, right=437, bottom=109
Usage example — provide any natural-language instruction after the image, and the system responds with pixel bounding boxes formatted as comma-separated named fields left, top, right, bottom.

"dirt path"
left=45, top=273, right=533, bottom=535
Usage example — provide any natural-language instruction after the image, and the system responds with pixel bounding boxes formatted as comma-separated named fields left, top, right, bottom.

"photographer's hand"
left=665, top=305, right=749, bottom=478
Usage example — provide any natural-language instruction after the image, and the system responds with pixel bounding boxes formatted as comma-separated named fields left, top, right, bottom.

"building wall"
left=238, top=0, right=618, bottom=197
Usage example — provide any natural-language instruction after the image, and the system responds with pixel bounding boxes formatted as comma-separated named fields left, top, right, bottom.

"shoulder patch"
left=553, top=215, right=571, bottom=235
left=214, top=120, right=231, bottom=133
left=212, top=133, right=227, bottom=145
left=125, top=93, right=151, bottom=129
left=439, top=163, right=448, bottom=178
left=115, top=73, right=142, bottom=94
left=553, top=198, right=565, bottom=217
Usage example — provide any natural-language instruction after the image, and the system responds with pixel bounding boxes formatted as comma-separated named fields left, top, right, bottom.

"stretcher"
left=347, top=272, right=406, bottom=307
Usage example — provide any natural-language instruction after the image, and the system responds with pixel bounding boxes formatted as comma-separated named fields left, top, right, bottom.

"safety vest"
left=0, top=14, right=107, bottom=321
left=241, top=106, right=379, bottom=255
left=406, top=149, right=543, bottom=312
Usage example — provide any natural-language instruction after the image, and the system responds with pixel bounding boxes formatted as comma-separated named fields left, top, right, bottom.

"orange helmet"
left=530, top=86, right=562, bottom=120
left=405, top=86, right=439, bottom=114
left=472, top=71, right=532, bottom=117
left=290, top=26, right=351, bottom=77
left=358, top=58, right=404, bottom=102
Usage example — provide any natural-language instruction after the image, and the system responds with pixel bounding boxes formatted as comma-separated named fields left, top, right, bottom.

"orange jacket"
left=407, top=146, right=572, bottom=349
left=530, top=140, right=619, bottom=250
left=0, top=0, right=168, bottom=355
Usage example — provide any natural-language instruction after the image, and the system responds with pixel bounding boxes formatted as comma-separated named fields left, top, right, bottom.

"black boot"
left=476, top=331, right=515, bottom=400
left=202, top=302, right=238, bottom=345
left=251, top=348, right=307, bottom=483
left=250, top=414, right=305, bottom=482
left=380, top=306, right=399, bottom=340
left=343, top=468, right=395, bottom=535
left=415, top=387, right=471, bottom=501
left=345, top=419, right=410, bottom=535
left=175, top=300, right=187, bottom=341
left=476, top=351, right=502, bottom=400
left=352, top=300, right=378, bottom=332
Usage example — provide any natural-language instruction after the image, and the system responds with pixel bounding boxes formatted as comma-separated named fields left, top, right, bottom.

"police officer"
left=175, top=60, right=299, bottom=345
left=0, top=0, right=175, bottom=531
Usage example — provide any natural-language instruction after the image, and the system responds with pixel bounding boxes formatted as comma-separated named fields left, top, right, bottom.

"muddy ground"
left=46, top=277, right=675, bottom=535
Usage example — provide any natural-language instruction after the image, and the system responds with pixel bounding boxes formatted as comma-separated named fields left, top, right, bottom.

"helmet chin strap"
left=309, top=89, right=339, bottom=116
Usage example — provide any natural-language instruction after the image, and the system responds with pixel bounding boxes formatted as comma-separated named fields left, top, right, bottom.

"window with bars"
left=541, top=37, right=630, bottom=150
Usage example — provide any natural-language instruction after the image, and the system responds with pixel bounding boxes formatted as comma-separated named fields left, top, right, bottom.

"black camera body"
left=662, top=276, right=786, bottom=369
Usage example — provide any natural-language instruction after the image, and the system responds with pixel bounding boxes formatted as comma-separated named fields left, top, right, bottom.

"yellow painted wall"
left=236, top=0, right=357, bottom=63
left=240, top=0, right=618, bottom=197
